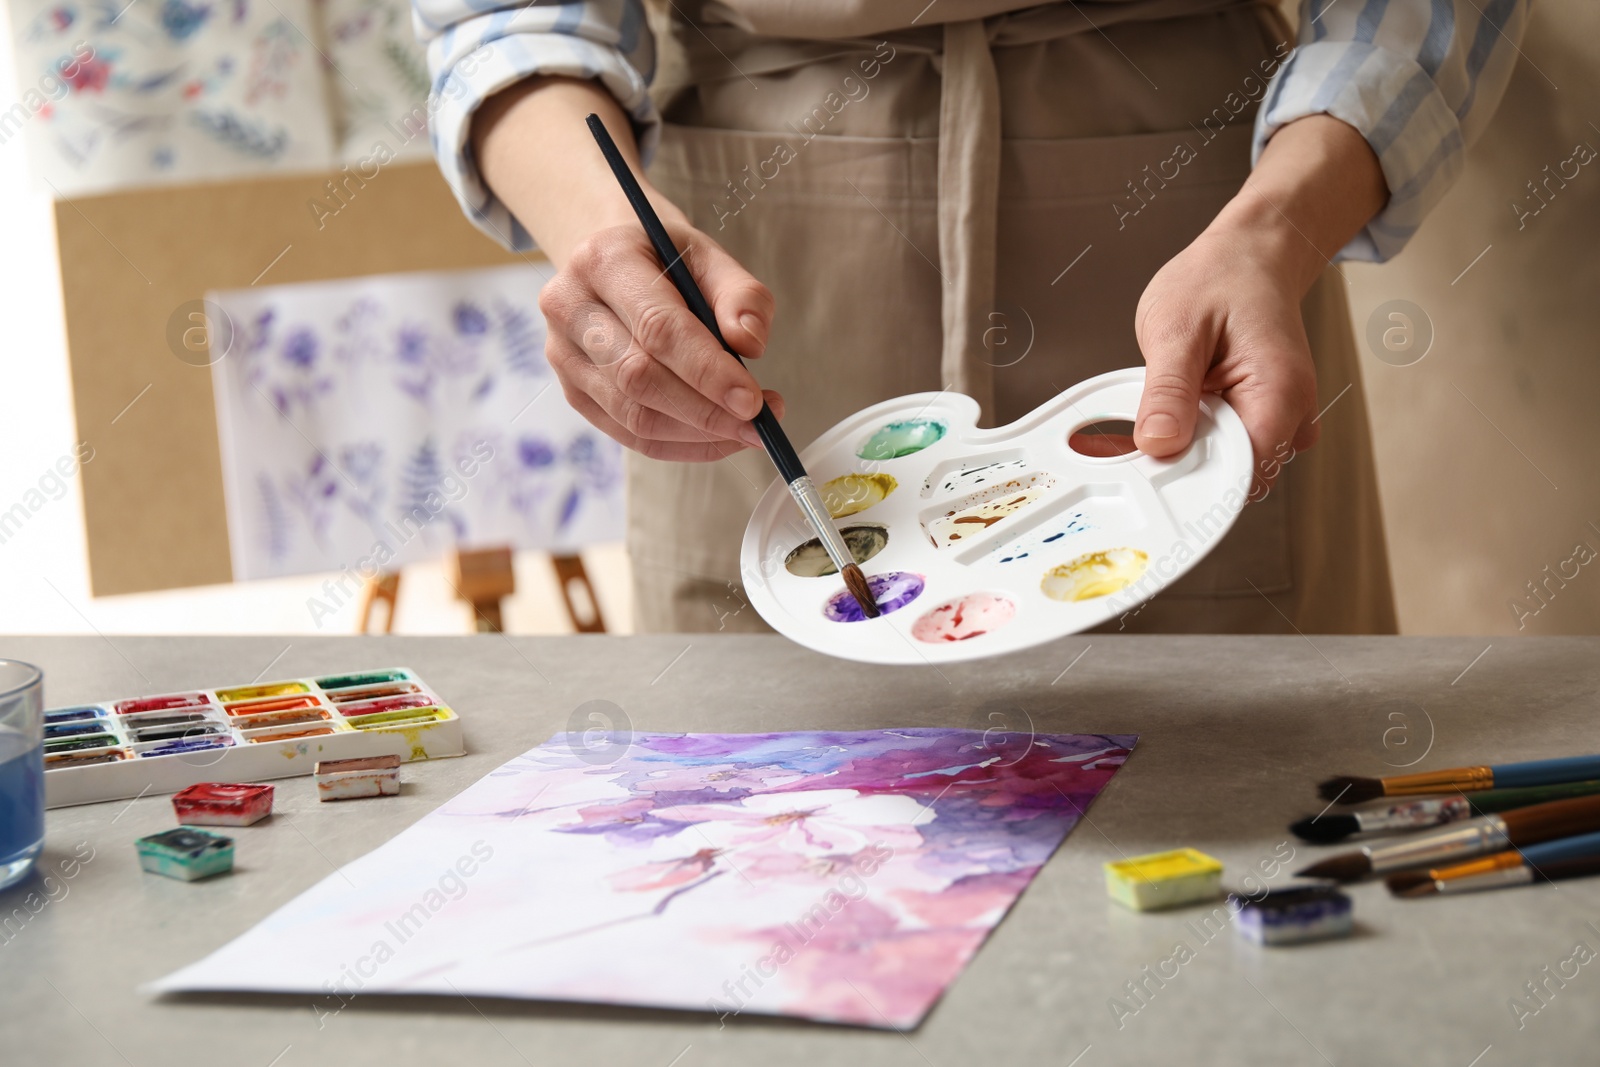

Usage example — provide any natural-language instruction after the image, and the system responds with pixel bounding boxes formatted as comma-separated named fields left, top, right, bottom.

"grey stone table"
left=3, top=635, right=1598, bottom=1066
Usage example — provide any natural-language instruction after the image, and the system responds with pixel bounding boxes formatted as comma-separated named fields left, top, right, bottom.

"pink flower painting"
left=153, top=729, right=1135, bottom=1028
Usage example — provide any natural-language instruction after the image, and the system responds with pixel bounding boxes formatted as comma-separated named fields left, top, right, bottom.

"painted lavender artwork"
left=209, top=266, right=624, bottom=581
left=151, top=729, right=1136, bottom=1027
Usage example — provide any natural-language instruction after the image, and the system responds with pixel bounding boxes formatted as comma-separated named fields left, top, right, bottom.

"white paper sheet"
left=208, top=265, right=625, bottom=582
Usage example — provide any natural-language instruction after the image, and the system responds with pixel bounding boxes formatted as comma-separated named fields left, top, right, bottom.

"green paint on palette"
left=785, top=525, right=889, bottom=577
left=857, top=419, right=946, bottom=460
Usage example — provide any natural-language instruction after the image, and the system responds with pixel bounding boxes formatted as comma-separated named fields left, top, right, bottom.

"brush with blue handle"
left=1319, top=755, right=1600, bottom=804
left=1386, top=828, right=1600, bottom=897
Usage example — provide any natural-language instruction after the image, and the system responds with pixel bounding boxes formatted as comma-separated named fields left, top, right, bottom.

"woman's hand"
left=539, top=221, right=781, bottom=462
left=1132, top=115, right=1389, bottom=491
left=473, top=75, right=781, bottom=461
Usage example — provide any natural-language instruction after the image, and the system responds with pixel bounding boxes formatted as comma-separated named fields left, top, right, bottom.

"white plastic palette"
left=740, top=368, right=1254, bottom=664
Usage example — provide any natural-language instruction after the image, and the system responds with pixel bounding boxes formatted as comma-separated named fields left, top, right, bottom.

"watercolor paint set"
left=43, top=668, right=463, bottom=808
left=741, top=368, right=1254, bottom=663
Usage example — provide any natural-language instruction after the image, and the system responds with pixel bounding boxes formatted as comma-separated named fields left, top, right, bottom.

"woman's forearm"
left=1209, top=114, right=1390, bottom=294
left=470, top=76, right=688, bottom=266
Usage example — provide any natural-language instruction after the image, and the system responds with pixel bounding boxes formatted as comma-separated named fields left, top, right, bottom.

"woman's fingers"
left=580, top=228, right=768, bottom=421
left=541, top=223, right=788, bottom=462
left=560, top=380, right=754, bottom=463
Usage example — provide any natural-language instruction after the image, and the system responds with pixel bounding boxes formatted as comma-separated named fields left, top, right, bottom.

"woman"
left=414, top=0, right=1524, bottom=634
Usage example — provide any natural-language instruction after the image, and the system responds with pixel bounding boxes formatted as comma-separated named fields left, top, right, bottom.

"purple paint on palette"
left=823, top=571, right=925, bottom=622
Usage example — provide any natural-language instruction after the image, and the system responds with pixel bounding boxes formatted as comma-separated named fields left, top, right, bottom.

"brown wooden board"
left=56, top=161, right=531, bottom=595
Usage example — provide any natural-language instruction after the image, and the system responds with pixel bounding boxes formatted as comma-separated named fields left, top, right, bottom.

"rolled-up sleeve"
left=1254, top=0, right=1529, bottom=262
left=414, top=0, right=658, bottom=251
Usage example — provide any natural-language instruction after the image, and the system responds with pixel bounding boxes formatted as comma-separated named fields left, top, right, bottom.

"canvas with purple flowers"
left=208, top=265, right=624, bottom=580
left=151, top=728, right=1136, bottom=1028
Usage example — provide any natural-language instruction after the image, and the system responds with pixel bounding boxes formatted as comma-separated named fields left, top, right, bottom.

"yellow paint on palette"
left=821, top=473, right=897, bottom=518
left=1104, top=848, right=1224, bottom=911
left=215, top=681, right=311, bottom=703
left=1041, top=547, right=1149, bottom=602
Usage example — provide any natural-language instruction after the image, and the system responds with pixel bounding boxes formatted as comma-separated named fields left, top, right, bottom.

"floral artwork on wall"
left=208, top=265, right=624, bottom=581
left=152, top=728, right=1136, bottom=1028
left=6, top=0, right=336, bottom=195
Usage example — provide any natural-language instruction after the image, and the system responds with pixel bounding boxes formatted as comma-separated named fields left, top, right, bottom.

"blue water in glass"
left=0, top=729, right=45, bottom=889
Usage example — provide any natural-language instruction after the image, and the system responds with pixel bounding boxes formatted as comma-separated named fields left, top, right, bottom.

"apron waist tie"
left=937, top=18, right=1002, bottom=426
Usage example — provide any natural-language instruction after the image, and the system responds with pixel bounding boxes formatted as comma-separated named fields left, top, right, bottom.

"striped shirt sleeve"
left=412, top=0, right=656, bottom=251
left=1254, top=0, right=1530, bottom=262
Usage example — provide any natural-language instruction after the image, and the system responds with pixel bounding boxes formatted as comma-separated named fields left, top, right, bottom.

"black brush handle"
left=585, top=114, right=806, bottom=484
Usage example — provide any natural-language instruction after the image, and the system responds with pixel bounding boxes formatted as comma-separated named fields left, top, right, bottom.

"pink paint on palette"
left=151, top=728, right=1137, bottom=1028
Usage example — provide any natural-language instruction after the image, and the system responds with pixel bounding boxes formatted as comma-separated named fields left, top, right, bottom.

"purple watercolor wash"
left=823, top=571, right=925, bottom=623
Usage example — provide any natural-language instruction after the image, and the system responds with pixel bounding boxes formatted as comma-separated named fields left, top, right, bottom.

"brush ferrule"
left=1380, top=766, right=1496, bottom=796
left=1437, top=866, right=1535, bottom=895
left=787, top=477, right=854, bottom=573
left=1360, top=796, right=1473, bottom=833
left=1366, top=814, right=1512, bottom=873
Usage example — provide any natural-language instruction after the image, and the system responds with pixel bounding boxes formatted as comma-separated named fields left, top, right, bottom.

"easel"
left=354, top=548, right=606, bottom=634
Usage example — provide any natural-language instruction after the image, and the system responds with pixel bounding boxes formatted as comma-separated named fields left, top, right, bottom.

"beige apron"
left=628, top=0, right=1398, bottom=635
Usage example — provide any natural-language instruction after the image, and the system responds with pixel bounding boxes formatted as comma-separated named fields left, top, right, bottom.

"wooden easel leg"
left=448, top=547, right=516, bottom=634
left=550, top=553, right=607, bottom=633
left=357, top=572, right=401, bottom=633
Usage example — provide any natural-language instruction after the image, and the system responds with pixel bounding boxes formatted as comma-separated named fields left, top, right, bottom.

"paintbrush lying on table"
left=1297, top=793, right=1600, bottom=882
left=1387, top=830, right=1600, bottom=897
left=1290, top=779, right=1600, bottom=843
left=584, top=113, right=879, bottom=619
left=1317, top=754, right=1600, bottom=804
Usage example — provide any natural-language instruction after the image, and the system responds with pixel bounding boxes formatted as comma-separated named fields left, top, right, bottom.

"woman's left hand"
left=1129, top=114, right=1389, bottom=494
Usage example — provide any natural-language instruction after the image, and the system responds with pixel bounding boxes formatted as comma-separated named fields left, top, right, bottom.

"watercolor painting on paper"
left=152, top=728, right=1136, bottom=1028
left=7, top=0, right=335, bottom=196
left=207, top=265, right=624, bottom=581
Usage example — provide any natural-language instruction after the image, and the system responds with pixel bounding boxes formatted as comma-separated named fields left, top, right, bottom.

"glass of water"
left=0, top=660, right=44, bottom=890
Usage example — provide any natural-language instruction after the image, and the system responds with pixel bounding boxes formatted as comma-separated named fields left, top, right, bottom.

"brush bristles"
left=1385, top=872, right=1439, bottom=898
left=841, top=564, right=880, bottom=619
left=1317, top=775, right=1385, bottom=804
left=1289, top=813, right=1362, bottom=844
left=1295, top=852, right=1373, bottom=882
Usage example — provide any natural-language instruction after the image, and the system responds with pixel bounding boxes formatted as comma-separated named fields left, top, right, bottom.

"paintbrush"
left=584, top=113, right=879, bottom=619
left=1296, top=793, right=1600, bottom=882
left=1290, top=779, right=1600, bottom=844
left=1387, top=829, right=1600, bottom=898
left=1318, top=754, right=1600, bottom=804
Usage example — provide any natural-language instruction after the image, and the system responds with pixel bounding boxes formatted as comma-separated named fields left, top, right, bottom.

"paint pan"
left=172, top=783, right=275, bottom=826
left=214, top=681, right=310, bottom=703
left=136, top=827, right=235, bottom=881
left=344, top=707, right=450, bottom=731
left=44, top=706, right=105, bottom=724
left=115, top=693, right=207, bottom=715
left=1228, top=882, right=1352, bottom=946
left=327, top=682, right=422, bottom=703
left=315, top=754, right=401, bottom=801
left=223, top=694, right=321, bottom=716
left=316, top=670, right=409, bottom=690
left=1104, top=848, right=1224, bottom=912
left=333, top=693, right=436, bottom=718
left=231, top=707, right=333, bottom=731
left=740, top=367, right=1253, bottom=664
left=41, top=668, right=464, bottom=809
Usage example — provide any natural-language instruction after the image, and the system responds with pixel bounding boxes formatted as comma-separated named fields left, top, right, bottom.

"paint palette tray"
left=43, top=668, right=464, bottom=808
left=740, top=368, right=1253, bottom=664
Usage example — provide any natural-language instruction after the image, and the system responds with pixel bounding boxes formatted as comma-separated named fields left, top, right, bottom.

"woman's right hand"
left=471, top=75, right=782, bottom=462
left=539, top=220, right=782, bottom=462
